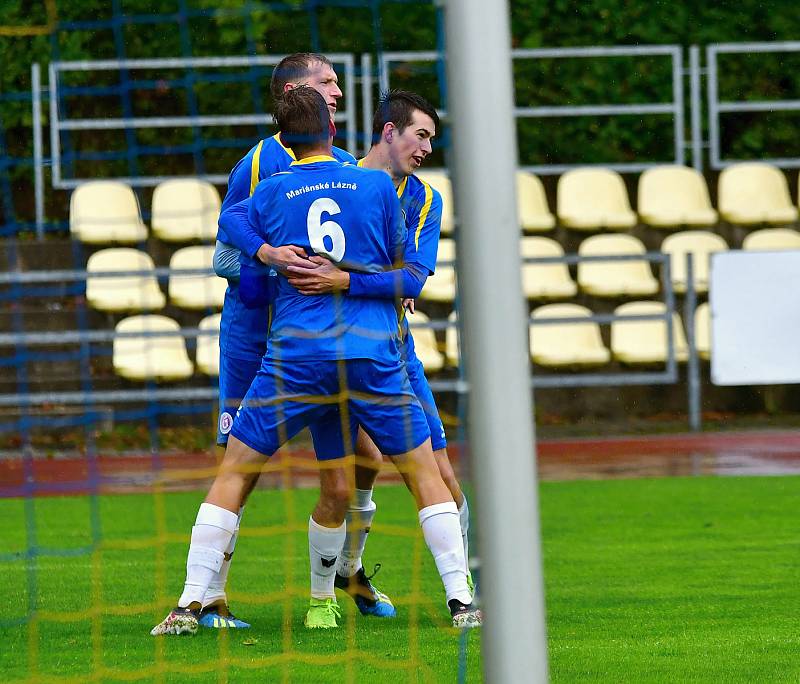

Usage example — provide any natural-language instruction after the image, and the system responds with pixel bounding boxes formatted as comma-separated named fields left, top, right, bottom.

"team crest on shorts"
left=219, top=412, right=234, bottom=434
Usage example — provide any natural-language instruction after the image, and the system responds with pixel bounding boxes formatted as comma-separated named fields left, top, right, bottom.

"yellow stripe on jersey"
left=249, top=140, right=264, bottom=197
left=396, top=176, right=408, bottom=199
left=290, top=154, right=336, bottom=166
left=414, top=180, right=433, bottom=250
left=273, top=132, right=296, bottom=160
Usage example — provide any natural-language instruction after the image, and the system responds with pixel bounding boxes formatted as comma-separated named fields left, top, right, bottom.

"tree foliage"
left=0, top=0, right=798, bottom=229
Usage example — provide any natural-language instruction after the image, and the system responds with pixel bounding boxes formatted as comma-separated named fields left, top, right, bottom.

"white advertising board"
left=710, top=250, right=800, bottom=385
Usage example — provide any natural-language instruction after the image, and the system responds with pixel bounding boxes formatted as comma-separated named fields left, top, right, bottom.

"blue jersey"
left=389, top=168, right=443, bottom=276
left=244, top=156, right=406, bottom=362
left=217, top=134, right=356, bottom=362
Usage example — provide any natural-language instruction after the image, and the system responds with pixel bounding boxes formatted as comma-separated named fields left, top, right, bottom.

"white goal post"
left=443, top=0, right=549, bottom=681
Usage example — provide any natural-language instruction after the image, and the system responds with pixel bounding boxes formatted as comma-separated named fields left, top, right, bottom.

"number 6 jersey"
left=243, top=155, right=407, bottom=364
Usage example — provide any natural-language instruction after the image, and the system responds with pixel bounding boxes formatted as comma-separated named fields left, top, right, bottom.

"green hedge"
left=1, top=0, right=799, bottom=230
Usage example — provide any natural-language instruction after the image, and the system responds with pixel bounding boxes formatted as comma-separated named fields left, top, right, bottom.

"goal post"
left=443, top=0, right=549, bottom=681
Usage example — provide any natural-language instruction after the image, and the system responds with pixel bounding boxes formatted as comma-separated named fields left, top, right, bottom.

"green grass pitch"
left=1, top=475, right=799, bottom=682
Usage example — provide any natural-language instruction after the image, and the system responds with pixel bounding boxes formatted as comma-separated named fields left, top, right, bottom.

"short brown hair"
left=273, top=86, right=330, bottom=155
left=270, top=52, right=332, bottom=100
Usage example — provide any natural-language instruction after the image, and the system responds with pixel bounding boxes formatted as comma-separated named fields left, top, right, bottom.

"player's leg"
left=150, top=435, right=270, bottom=636
left=152, top=360, right=314, bottom=635
left=306, top=407, right=393, bottom=624
left=405, top=342, right=474, bottom=590
left=200, top=351, right=262, bottom=628
left=347, top=358, right=480, bottom=628
left=310, top=421, right=396, bottom=617
left=305, top=459, right=351, bottom=629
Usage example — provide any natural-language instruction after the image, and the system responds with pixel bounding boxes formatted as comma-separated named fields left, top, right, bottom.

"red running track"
left=2, top=430, right=800, bottom=498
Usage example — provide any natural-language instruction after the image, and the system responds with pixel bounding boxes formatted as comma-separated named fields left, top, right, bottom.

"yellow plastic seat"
left=70, top=181, right=148, bottom=244
left=168, top=246, right=227, bottom=310
left=521, top=236, right=577, bottom=300
left=557, top=168, right=637, bottom=231
left=113, top=315, right=193, bottom=381
left=742, top=227, right=800, bottom=251
left=151, top=179, right=221, bottom=243
left=529, top=303, right=610, bottom=367
left=517, top=171, right=555, bottom=232
left=445, top=311, right=460, bottom=367
left=407, top=311, right=444, bottom=372
left=416, top=171, right=455, bottom=236
left=694, top=302, right=710, bottom=361
left=718, top=163, right=799, bottom=226
left=196, top=313, right=221, bottom=376
left=611, top=301, right=688, bottom=364
left=637, top=165, right=718, bottom=228
left=86, top=248, right=166, bottom=312
left=420, top=238, right=456, bottom=302
left=577, top=234, right=659, bottom=298
left=660, top=230, right=727, bottom=295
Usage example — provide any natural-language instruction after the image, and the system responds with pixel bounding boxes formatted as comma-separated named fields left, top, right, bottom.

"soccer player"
left=151, top=87, right=478, bottom=636
left=205, top=52, right=391, bottom=628
left=285, top=90, right=473, bottom=591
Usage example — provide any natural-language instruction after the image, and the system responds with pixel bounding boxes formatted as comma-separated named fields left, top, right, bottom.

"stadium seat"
left=85, top=248, right=166, bottom=312
left=718, top=163, right=799, bottom=226
left=521, top=236, right=578, bottom=300
left=556, top=168, right=637, bottom=231
left=70, top=180, right=148, bottom=244
left=637, top=165, right=718, bottom=229
left=445, top=311, right=460, bottom=366
left=151, top=178, right=222, bottom=243
left=113, top=314, right=194, bottom=381
left=516, top=171, right=555, bottom=232
left=577, top=234, right=659, bottom=298
left=611, top=301, right=688, bottom=364
left=196, top=313, right=221, bottom=376
left=742, top=227, right=800, bottom=251
left=416, top=171, right=455, bottom=236
left=529, top=303, right=610, bottom=367
left=168, top=245, right=227, bottom=310
left=694, top=302, right=711, bottom=361
left=660, top=230, right=728, bottom=294
left=419, top=238, right=456, bottom=302
left=407, top=311, right=444, bottom=372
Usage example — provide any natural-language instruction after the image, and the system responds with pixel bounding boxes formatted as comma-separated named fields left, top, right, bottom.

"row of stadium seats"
left=108, top=303, right=707, bottom=383
left=86, top=246, right=226, bottom=312
left=419, top=227, right=800, bottom=302
left=67, top=162, right=799, bottom=249
left=420, top=162, right=800, bottom=234
left=82, top=225, right=800, bottom=314
left=70, top=179, right=221, bottom=244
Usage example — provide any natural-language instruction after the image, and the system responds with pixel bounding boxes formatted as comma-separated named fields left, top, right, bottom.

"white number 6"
left=307, top=197, right=345, bottom=262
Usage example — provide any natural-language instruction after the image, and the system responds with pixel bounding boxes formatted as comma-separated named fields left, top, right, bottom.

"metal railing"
left=706, top=41, right=800, bottom=169
left=0, top=254, right=702, bottom=427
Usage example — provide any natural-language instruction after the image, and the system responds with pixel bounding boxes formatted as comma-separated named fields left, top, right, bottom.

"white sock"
left=308, top=516, right=346, bottom=599
left=458, top=496, right=470, bottom=574
left=203, top=506, right=244, bottom=607
left=419, top=501, right=471, bottom=606
left=336, top=489, right=376, bottom=578
left=178, top=503, right=239, bottom=608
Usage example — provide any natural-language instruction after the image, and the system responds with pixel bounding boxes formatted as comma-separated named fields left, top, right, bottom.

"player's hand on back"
left=286, top=256, right=350, bottom=294
left=402, top=298, right=415, bottom=314
left=257, top=244, right=313, bottom=273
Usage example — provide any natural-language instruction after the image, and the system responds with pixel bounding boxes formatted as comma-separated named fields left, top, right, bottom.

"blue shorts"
left=231, top=358, right=431, bottom=460
left=403, top=333, right=447, bottom=451
left=217, top=353, right=261, bottom=445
